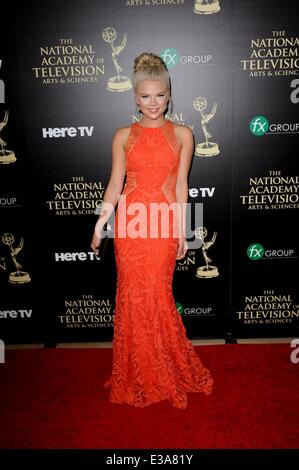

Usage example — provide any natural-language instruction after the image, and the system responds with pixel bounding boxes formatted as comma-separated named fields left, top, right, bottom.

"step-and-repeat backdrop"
left=0, top=0, right=298, bottom=344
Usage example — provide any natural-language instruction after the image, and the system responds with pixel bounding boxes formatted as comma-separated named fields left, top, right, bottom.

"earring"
left=136, top=104, right=142, bottom=119
left=167, top=98, right=173, bottom=120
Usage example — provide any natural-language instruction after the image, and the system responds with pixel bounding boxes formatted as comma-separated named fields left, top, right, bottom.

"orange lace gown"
left=104, top=120, right=214, bottom=409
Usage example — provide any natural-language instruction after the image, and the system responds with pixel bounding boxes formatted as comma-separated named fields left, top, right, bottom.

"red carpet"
left=0, top=344, right=298, bottom=449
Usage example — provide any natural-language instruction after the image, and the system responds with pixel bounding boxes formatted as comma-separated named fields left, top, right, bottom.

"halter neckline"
left=136, top=120, right=170, bottom=129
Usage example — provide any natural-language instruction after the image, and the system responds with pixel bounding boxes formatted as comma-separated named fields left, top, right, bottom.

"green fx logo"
left=250, top=116, right=269, bottom=136
left=176, top=302, right=184, bottom=315
left=247, top=244, right=265, bottom=260
left=160, top=48, right=180, bottom=68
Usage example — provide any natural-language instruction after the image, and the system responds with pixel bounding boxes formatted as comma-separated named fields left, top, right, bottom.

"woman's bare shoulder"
left=173, top=122, right=194, bottom=143
left=113, top=125, right=131, bottom=137
left=112, top=125, right=132, bottom=145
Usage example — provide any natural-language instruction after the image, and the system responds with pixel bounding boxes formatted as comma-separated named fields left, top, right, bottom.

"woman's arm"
left=91, top=127, right=129, bottom=255
left=175, top=125, right=194, bottom=259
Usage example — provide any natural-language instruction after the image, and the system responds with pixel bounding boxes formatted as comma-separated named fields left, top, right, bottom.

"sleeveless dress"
left=104, top=120, right=214, bottom=409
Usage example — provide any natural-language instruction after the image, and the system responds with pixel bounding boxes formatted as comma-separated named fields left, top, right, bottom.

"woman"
left=91, top=52, right=213, bottom=409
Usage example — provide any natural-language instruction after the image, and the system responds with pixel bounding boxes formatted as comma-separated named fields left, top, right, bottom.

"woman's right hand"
left=91, top=232, right=101, bottom=257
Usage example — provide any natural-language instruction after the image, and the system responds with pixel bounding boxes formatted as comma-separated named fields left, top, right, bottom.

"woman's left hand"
left=176, top=236, right=188, bottom=260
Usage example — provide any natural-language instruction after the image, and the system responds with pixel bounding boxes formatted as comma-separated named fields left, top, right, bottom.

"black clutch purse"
left=97, top=223, right=113, bottom=260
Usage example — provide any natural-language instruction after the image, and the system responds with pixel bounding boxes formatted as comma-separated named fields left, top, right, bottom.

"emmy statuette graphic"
left=0, top=111, right=16, bottom=164
left=1, top=233, right=31, bottom=284
left=193, top=0, right=221, bottom=15
left=194, top=227, right=219, bottom=278
left=193, top=97, right=220, bottom=157
left=102, top=27, right=132, bottom=92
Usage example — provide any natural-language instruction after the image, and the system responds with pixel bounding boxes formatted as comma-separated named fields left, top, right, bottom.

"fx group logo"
left=250, top=116, right=269, bottom=136
left=250, top=115, right=299, bottom=136
left=160, top=48, right=180, bottom=68
left=160, top=48, right=213, bottom=69
left=247, top=243, right=265, bottom=260
left=247, top=243, right=296, bottom=261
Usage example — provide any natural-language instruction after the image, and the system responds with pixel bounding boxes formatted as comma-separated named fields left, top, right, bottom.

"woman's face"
left=135, top=80, right=169, bottom=121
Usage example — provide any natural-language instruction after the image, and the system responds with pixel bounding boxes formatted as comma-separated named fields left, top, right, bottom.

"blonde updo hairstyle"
left=132, top=52, right=170, bottom=92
